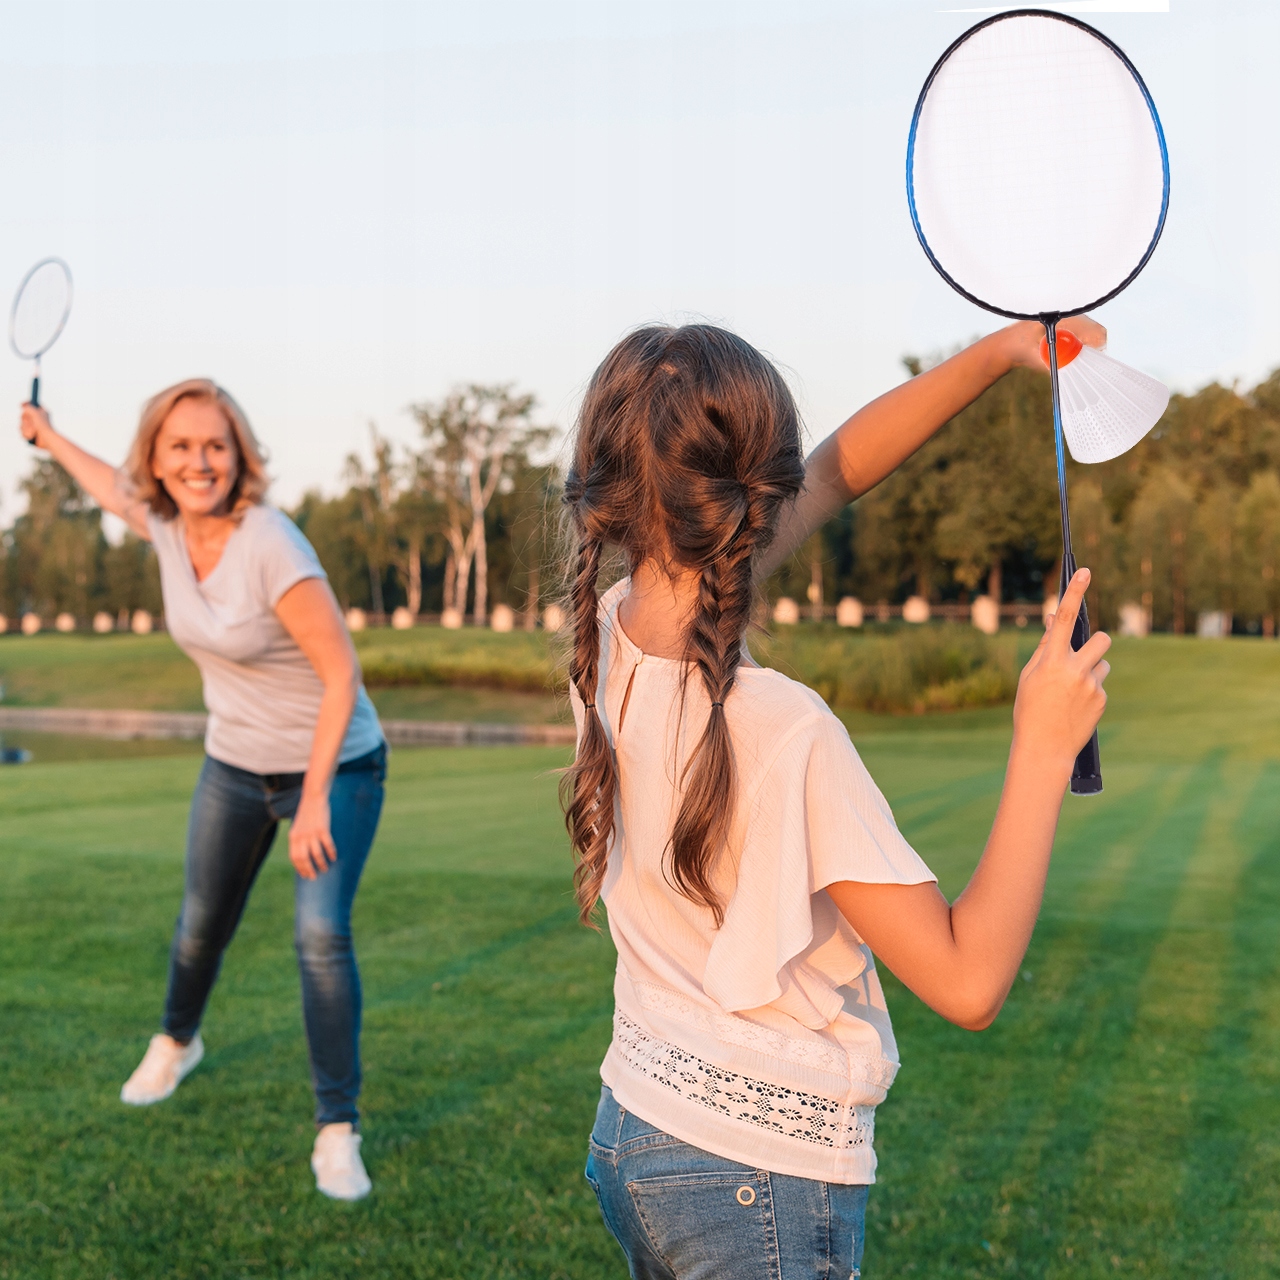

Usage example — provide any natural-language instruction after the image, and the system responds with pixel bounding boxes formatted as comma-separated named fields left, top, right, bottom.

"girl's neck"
left=617, top=558, right=699, bottom=660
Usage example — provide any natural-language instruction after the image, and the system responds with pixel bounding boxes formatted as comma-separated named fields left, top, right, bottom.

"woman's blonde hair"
left=123, top=378, right=269, bottom=521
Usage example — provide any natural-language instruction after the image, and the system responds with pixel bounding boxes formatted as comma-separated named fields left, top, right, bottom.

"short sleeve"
left=801, top=715, right=937, bottom=892
left=249, top=507, right=327, bottom=608
left=702, top=712, right=936, bottom=1029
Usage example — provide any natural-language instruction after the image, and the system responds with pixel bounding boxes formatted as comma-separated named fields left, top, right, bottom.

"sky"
left=0, top=0, right=1274, bottom=523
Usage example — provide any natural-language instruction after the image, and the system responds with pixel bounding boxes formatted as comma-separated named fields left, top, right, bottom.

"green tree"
left=1236, top=471, right=1280, bottom=635
left=8, top=459, right=106, bottom=621
left=1128, top=466, right=1196, bottom=634
left=409, top=386, right=555, bottom=624
left=343, top=426, right=399, bottom=617
left=292, top=489, right=373, bottom=611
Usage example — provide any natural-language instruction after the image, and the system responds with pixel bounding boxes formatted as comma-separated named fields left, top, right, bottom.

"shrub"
left=750, top=623, right=1031, bottom=715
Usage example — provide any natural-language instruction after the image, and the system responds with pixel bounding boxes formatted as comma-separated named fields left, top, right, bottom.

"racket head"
left=10, top=257, right=73, bottom=361
left=907, top=10, right=1169, bottom=320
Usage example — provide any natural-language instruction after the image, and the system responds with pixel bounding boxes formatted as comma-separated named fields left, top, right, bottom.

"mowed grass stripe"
left=1209, top=761, right=1280, bottom=1278
left=865, top=754, right=1224, bottom=1274
left=870, top=759, right=1172, bottom=1267
left=1001, top=753, right=1225, bottom=1273
left=985, top=755, right=1254, bottom=1274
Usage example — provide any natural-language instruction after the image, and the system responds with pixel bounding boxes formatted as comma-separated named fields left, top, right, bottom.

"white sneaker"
left=311, top=1122, right=372, bottom=1201
left=120, top=1033, right=205, bottom=1105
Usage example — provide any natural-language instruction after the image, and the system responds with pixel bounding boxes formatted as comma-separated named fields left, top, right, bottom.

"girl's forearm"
left=826, top=328, right=1016, bottom=503
left=946, top=736, right=1072, bottom=1024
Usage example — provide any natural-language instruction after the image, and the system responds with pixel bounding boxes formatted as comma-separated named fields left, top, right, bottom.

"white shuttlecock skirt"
left=1058, top=345, right=1169, bottom=465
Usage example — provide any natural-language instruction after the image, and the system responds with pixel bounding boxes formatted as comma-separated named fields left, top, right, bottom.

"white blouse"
left=574, top=581, right=936, bottom=1185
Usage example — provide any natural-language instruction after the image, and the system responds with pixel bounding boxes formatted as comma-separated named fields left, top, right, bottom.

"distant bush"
left=360, top=655, right=556, bottom=694
left=357, top=621, right=1032, bottom=713
left=355, top=628, right=565, bottom=694
left=751, top=624, right=1033, bottom=715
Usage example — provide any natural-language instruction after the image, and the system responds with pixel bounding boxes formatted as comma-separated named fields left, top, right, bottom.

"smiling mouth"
left=180, top=477, right=217, bottom=490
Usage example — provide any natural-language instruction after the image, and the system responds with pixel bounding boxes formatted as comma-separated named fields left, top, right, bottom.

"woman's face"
left=151, top=398, right=240, bottom=519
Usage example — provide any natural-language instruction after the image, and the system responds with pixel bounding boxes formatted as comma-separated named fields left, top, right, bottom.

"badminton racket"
left=907, top=9, right=1170, bottom=795
left=10, top=257, right=73, bottom=424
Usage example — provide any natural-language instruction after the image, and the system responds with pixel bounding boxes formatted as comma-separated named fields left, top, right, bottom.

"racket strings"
left=11, top=262, right=72, bottom=359
left=910, top=14, right=1166, bottom=316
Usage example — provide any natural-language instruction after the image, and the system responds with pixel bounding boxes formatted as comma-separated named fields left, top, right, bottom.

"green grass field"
left=4, top=637, right=1280, bottom=1277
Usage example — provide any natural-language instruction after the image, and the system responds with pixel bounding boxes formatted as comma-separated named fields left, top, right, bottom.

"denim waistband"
left=208, top=740, right=387, bottom=790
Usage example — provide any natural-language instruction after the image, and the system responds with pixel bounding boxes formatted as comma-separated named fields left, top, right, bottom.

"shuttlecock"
left=1040, top=334, right=1169, bottom=464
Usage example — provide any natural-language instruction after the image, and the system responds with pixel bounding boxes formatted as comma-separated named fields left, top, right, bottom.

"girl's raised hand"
left=1013, top=568, right=1111, bottom=773
left=1002, top=315, right=1107, bottom=372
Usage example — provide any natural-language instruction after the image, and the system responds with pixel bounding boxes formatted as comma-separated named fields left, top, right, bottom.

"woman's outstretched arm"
left=827, top=570, right=1111, bottom=1031
left=19, top=404, right=150, bottom=538
left=759, top=316, right=1106, bottom=578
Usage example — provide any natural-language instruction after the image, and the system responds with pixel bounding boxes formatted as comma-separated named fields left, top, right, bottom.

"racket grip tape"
left=25, top=375, right=39, bottom=444
left=1060, top=552, right=1103, bottom=795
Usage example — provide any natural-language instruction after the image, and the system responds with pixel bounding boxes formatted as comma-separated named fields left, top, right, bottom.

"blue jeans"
left=586, top=1088, right=868, bottom=1280
left=162, top=744, right=386, bottom=1126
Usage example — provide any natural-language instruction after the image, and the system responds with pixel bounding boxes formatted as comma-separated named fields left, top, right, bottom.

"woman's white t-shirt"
left=574, top=581, right=937, bottom=1185
left=148, top=505, right=384, bottom=775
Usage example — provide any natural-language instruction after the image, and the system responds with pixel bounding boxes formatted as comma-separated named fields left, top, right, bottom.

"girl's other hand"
left=1001, top=315, right=1107, bottom=372
left=20, top=403, right=51, bottom=446
left=289, top=791, right=337, bottom=880
left=1013, top=569, right=1111, bottom=774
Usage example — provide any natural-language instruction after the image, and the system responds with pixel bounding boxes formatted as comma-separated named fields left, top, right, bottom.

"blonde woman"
left=20, top=382, right=385, bottom=1200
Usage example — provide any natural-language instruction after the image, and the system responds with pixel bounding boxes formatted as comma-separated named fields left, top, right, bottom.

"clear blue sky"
left=0, top=0, right=1273, bottom=517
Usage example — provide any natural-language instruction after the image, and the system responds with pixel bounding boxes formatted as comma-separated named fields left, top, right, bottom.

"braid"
left=558, top=323, right=806, bottom=931
left=668, top=514, right=758, bottom=926
left=560, top=535, right=617, bottom=925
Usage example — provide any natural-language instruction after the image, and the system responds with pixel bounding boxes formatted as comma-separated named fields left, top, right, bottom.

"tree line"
left=3, top=364, right=1279, bottom=636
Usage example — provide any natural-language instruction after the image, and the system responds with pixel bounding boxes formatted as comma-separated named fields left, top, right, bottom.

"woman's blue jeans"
left=162, top=744, right=386, bottom=1127
left=586, top=1087, right=867, bottom=1280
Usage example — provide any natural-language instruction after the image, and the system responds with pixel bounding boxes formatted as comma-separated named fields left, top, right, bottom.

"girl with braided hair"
left=564, top=322, right=1111, bottom=1278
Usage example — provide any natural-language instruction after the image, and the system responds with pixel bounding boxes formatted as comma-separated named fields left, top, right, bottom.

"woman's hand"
left=1013, top=568, right=1111, bottom=773
left=1001, top=315, right=1107, bottom=373
left=20, top=403, right=52, bottom=447
left=290, top=789, right=337, bottom=880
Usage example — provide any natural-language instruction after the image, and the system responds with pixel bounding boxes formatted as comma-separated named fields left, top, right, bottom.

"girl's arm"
left=827, top=569, right=1110, bottom=1031
left=759, top=316, right=1106, bottom=578
left=274, top=577, right=363, bottom=880
left=19, top=404, right=150, bottom=539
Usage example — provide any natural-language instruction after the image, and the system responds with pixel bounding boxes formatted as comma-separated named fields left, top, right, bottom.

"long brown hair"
left=123, top=378, right=268, bottom=522
left=561, top=325, right=805, bottom=926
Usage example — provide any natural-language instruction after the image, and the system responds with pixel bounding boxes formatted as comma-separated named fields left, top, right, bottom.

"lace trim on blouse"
left=613, top=1012, right=877, bottom=1151
left=631, top=981, right=898, bottom=1092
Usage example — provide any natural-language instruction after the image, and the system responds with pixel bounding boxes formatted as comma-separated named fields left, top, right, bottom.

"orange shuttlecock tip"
left=1040, top=329, right=1083, bottom=370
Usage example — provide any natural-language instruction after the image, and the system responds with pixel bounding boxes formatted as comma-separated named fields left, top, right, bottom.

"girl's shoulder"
left=732, top=664, right=850, bottom=774
left=736, top=663, right=831, bottom=728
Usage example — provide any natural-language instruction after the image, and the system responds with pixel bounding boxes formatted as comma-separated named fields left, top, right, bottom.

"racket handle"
left=1060, top=551, right=1103, bottom=795
left=25, top=374, right=40, bottom=445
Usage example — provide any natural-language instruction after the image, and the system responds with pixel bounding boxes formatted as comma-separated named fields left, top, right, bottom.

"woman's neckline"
left=179, top=511, right=244, bottom=585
